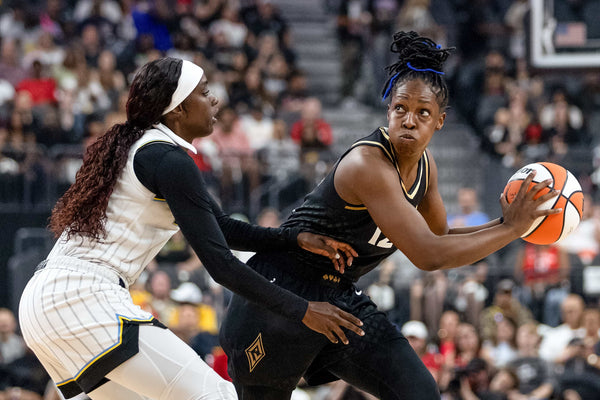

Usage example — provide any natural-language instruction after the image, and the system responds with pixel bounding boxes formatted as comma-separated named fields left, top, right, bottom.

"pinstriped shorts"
left=18, top=257, right=158, bottom=397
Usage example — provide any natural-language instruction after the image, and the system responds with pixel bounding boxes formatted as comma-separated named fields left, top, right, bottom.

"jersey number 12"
left=368, top=227, right=393, bottom=248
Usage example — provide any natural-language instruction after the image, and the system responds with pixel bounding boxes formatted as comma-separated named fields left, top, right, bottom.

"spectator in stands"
left=0, top=39, right=28, bottom=89
left=22, top=32, right=65, bottom=71
left=210, top=106, right=259, bottom=211
left=0, top=5, right=27, bottom=41
left=486, top=107, right=521, bottom=167
left=147, top=269, right=178, bottom=323
left=290, top=97, right=333, bottom=160
left=453, top=261, right=489, bottom=327
left=365, top=0, right=401, bottom=107
left=239, top=100, right=274, bottom=152
left=0, top=308, right=26, bottom=365
left=256, top=118, right=300, bottom=182
left=437, top=310, right=461, bottom=362
left=0, top=347, right=52, bottom=400
left=241, top=0, right=290, bottom=45
left=256, top=207, right=282, bottom=228
left=263, top=52, right=290, bottom=103
left=16, top=60, right=58, bottom=108
left=277, top=69, right=309, bottom=116
left=582, top=307, right=600, bottom=352
left=96, top=50, right=126, bottom=108
left=453, top=323, right=483, bottom=369
left=209, top=3, right=248, bottom=50
left=194, top=0, right=225, bottom=27
left=539, top=293, right=586, bottom=363
left=476, top=50, right=510, bottom=131
left=169, top=282, right=218, bottom=345
left=515, top=242, right=571, bottom=327
left=366, top=259, right=396, bottom=313
left=446, top=357, right=495, bottom=400
left=448, top=187, right=490, bottom=229
left=481, top=315, right=518, bottom=368
left=555, top=337, right=600, bottom=400
left=402, top=320, right=444, bottom=382
left=509, top=322, right=555, bottom=400
left=336, top=0, right=371, bottom=107
left=539, top=86, right=585, bottom=154
left=410, top=270, right=448, bottom=338
left=504, top=0, right=529, bottom=60
left=558, top=194, right=600, bottom=265
left=395, top=0, right=442, bottom=45
left=479, top=279, right=533, bottom=343
left=131, top=0, right=175, bottom=52
left=228, top=65, right=272, bottom=115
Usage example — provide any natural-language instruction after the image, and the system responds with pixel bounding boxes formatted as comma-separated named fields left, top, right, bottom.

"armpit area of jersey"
left=133, top=142, right=308, bottom=321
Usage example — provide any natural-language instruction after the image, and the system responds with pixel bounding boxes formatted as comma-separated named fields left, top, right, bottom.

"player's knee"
left=381, top=372, right=440, bottom=400
left=163, top=359, right=237, bottom=400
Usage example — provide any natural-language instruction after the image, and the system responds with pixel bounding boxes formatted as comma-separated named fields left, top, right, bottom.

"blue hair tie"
left=406, top=62, right=444, bottom=75
left=382, top=72, right=400, bottom=101
left=421, top=41, right=442, bottom=49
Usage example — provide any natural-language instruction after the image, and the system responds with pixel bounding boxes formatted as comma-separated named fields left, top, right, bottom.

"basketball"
left=503, top=162, right=584, bottom=245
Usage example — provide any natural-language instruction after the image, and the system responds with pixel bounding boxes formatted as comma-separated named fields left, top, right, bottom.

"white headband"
left=162, top=60, right=204, bottom=115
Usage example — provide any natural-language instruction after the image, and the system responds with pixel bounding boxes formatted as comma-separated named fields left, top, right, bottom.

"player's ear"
left=435, top=112, right=446, bottom=131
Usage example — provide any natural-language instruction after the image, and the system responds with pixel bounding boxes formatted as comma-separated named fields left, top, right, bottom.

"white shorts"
left=19, top=258, right=235, bottom=399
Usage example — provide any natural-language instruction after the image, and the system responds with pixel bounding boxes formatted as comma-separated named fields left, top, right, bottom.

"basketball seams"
left=565, top=190, right=584, bottom=219
left=505, top=162, right=582, bottom=245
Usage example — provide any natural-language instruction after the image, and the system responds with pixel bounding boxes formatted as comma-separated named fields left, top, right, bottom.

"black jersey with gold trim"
left=273, top=127, right=430, bottom=283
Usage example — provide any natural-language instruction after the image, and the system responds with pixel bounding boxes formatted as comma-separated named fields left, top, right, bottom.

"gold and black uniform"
left=220, top=128, right=441, bottom=400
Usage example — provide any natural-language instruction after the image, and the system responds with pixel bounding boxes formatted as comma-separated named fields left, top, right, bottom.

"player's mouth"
left=399, top=134, right=416, bottom=140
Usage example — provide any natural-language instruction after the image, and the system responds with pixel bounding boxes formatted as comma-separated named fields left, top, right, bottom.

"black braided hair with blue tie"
left=381, top=31, right=454, bottom=111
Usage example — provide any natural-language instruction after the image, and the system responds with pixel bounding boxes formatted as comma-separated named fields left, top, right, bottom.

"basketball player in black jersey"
left=219, top=31, right=560, bottom=399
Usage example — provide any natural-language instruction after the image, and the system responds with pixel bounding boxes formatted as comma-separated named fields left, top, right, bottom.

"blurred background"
left=1, top=0, right=600, bottom=399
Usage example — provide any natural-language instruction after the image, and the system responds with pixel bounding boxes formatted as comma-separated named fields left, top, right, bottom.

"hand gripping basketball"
left=502, top=162, right=583, bottom=244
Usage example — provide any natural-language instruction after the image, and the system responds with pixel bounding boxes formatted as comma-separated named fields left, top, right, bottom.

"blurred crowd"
left=0, top=0, right=337, bottom=218
left=2, top=0, right=600, bottom=400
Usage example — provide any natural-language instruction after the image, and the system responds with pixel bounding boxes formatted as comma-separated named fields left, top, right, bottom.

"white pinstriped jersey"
left=19, top=124, right=199, bottom=396
left=47, top=123, right=197, bottom=286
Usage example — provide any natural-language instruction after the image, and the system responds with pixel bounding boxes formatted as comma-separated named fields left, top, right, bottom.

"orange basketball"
left=503, top=162, right=584, bottom=245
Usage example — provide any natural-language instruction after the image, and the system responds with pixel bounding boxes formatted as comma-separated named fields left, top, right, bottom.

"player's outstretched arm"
left=336, top=148, right=559, bottom=271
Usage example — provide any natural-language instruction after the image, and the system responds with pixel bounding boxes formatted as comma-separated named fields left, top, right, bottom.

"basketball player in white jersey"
left=18, top=57, right=364, bottom=400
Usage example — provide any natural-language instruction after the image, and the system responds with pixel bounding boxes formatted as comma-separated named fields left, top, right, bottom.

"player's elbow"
left=411, top=250, right=452, bottom=271
left=415, top=261, right=443, bottom=272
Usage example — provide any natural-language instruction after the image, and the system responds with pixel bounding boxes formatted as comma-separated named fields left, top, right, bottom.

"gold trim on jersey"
left=350, top=140, right=394, bottom=162
left=344, top=205, right=368, bottom=211
left=153, top=197, right=166, bottom=202
left=56, top=315, right=155, bottom=389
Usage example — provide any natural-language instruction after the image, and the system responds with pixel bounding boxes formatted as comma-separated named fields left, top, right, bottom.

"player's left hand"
left=297, top=232, right=358, bottom=274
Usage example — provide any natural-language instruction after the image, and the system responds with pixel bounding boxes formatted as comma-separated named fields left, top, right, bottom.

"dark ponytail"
left=50, top=58, right=183, bottom=239
left=381, top=31, right=454, bottom=110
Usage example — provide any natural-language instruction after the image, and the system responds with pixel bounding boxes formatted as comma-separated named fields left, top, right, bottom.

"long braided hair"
left=49, top=57, right=183, bottom=239
left=381, top=31, right=454, bottom=111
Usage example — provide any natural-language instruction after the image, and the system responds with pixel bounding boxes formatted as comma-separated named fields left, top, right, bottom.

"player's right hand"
left=302, top=301, right=364, bottom=344
left=500, top=172, right=561, bottom=237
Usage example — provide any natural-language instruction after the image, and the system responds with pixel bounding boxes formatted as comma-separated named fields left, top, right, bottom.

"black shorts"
left=219, top=254, right=440, bottom=399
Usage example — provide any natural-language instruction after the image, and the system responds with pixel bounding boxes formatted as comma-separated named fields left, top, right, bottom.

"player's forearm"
left=447, top=217, right=503, bottom=234
left=214, top=213, right=301, bottom=252
left=410, top=222, right=518, bottom=271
